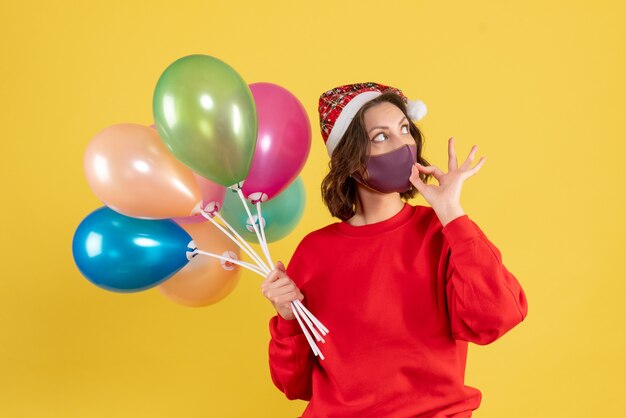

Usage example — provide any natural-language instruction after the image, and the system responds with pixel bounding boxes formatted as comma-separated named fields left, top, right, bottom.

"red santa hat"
left=318, top=82, right=427, bottom=156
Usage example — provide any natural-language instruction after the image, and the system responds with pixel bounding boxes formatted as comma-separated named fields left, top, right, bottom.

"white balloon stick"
left=200, top=210, right=270, bottom=274
left=293, top=300, right=325, bottom=343
left=294, top=299, right=329, bottom=335
left=256, top=201, right=275, bottom=268
left=194, top=249, right=265, bottom=277
left=291, top=303, right=324, bottom=360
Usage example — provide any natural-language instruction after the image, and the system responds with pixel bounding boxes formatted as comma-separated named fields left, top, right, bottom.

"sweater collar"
left=334, top=203, right=415, bottom=237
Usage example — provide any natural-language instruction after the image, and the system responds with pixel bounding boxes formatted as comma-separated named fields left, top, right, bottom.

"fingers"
left=261, top=263, right=286, bottom=286
left=453, top=142, right=485, bottom=176
left=414, top=162, right=445, bottom=180
left=261, top=274, right=290, bottom=297
left=261, top=262, right=302, bottom=305
left=260, top=261, right=303, bottom=320
left=410, top=164, right=426, bottom=191
left=448, top=137, right=458, bottom=172
left=461, top=145, right=478, bottom=169
left=262, top=278, right=303, bottom=305
left=466, top=156, right=486, bottom=177
left=261, top=268, right=281, bottom=287
left=267, top=289, right=301, bottom=306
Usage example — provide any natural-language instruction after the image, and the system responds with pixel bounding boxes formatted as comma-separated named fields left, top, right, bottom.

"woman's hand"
left=409, top=137, right=486, bottom=226
left=261, top=261, right=304, bottom=321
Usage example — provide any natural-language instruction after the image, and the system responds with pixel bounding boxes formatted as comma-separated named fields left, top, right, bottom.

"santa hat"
left=318, top=82, right=427, bottom=156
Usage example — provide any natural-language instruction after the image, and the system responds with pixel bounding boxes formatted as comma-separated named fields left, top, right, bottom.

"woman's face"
left=363, top=101, right=415, bottom=157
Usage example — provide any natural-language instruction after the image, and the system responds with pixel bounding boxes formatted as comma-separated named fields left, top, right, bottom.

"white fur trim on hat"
left=407, top=100, right=427, bottom=121
left=326, top=91, right=381, bottom=156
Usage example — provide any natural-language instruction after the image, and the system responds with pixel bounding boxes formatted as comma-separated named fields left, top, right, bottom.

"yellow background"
left=1, top=0, right=624, bottom=416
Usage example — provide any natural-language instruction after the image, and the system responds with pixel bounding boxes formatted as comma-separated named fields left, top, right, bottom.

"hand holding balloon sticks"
left=189, top=184, right=329, bottom=360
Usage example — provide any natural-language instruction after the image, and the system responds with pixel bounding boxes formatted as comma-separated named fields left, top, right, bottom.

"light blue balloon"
left=222, top=177, right=305, bottom=243
left=72, top=207, right=192, bottom=293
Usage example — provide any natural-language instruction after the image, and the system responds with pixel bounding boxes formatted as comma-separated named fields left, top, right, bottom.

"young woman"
left=261, top=82, right=528, bottom=418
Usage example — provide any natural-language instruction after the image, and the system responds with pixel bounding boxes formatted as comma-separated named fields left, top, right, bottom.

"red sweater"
left=268, top=203, right=527, bottom=418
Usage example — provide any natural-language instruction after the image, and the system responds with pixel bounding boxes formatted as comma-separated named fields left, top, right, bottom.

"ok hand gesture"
left=409, top=137, right=486, bottom=226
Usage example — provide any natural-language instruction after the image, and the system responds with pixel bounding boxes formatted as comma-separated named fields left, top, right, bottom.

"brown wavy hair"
left=321, top=92, right=432, bottom=221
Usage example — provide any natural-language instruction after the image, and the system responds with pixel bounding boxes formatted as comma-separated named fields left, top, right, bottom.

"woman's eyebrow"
left=367, top=116, right=408, bottom=134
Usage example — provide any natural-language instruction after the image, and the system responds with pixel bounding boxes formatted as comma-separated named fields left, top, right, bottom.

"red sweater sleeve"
left=267, top=238, right=315, bottom=401
left=441, top=215, right=528, bottom=345
left=268, top=315, right=314, bottom=400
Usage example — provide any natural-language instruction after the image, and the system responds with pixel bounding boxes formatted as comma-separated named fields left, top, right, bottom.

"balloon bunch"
left=72, top=54, right=329, bottom=358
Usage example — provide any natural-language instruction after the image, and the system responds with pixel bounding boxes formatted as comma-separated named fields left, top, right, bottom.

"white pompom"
left=407, top=99, right=427, bottom=121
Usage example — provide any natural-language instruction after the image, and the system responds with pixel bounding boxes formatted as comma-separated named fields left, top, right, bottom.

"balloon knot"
left=220, top=251, right=238, bottom=271
left=248, top=192, right=269, bottom=204
left=228, top=181, right=245, bottom=192
left=245, top=215, right=266, bottom=232
left=186, top=240, right=198, bottom=261
left=202, top=201, right=221, bottom=217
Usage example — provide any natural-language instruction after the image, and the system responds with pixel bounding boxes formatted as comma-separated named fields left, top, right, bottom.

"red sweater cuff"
left=441, top=214, right=483, bottom=247
left=273, top=315, right=303, bottom=337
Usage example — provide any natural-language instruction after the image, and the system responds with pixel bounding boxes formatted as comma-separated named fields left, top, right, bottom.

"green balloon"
left=153, top=55, right=257, bottom=186
left=222, top=177, right=305, bottom=243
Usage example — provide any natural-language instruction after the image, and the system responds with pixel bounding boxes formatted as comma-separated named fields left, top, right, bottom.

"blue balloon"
left=72, top=207, right=193, bottom=293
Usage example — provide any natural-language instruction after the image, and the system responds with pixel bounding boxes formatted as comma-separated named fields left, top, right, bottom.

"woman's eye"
left=372, top=132, right=388, bottom=143
left=401, top=125, right=410, bottom=134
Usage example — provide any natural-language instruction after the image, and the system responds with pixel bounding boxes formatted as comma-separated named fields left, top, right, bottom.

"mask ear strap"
left=349, top=171, right=381, bottom=194
left=349, top=170, right=366, bottom=184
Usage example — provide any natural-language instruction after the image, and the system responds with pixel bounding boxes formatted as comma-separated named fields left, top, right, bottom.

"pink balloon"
left=242, top=83, right=311, bottom=203
left=173, top=174, right=227, bottom=224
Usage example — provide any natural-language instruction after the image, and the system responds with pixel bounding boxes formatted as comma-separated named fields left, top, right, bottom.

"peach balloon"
left=158, top=222, right=241, bottom=307
left=84, top=123, right=202, bottom=219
